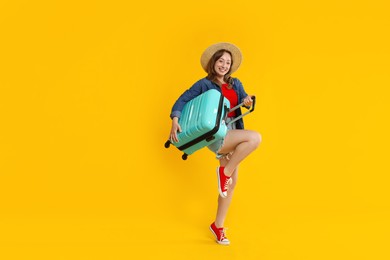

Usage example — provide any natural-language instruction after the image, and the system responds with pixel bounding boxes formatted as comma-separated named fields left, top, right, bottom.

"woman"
left=169, top=42, right=261, bottom=245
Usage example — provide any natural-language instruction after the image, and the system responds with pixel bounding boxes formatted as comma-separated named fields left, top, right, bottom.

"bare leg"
left=215, top=159, right=238, bottom=228
left=218, top=129, right=261, bottom=177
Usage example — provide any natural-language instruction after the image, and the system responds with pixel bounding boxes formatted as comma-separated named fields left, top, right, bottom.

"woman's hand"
left=243, top=95, right=254, bottom=107
left=169, top=117, right=182, bottom=143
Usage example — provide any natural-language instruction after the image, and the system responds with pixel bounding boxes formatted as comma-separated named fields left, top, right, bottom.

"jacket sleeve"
left=170, top=80, right=204, bottom=119
left=232, top=78, right=249, bottom=129
left=233, top=78, right=249, bottom=103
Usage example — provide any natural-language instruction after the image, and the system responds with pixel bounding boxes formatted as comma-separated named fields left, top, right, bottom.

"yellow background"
left=1, top=0, right=389, bottom=259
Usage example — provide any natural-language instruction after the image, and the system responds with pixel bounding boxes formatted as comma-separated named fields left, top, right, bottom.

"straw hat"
left=200, top=42, right=242, bottom=74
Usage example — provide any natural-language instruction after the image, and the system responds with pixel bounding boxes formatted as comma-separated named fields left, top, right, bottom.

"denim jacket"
left=170, top=77, right=249, bottom=129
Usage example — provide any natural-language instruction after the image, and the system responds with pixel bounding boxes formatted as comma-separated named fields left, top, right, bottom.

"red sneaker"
left=217, top=166, right=231, bottom=198
left=210, top=222, right=230, bottom=245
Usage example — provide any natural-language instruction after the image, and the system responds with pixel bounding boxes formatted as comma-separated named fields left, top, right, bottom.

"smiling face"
left=213, top=51, right=232, bottom=78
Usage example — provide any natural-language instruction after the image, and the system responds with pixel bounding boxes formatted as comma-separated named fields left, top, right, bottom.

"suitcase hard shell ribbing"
left=166, top=89, right=230, bottom=160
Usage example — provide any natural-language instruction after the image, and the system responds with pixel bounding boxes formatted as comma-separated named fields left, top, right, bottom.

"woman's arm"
left=170, top=79, right=204, bottom=119
left=169, top=79, right=207, bottom=142
left=233, top=78, right=253, bottom=107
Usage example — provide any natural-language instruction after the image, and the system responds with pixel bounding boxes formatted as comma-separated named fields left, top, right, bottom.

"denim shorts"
left=207, top=117, right=236, bottom=159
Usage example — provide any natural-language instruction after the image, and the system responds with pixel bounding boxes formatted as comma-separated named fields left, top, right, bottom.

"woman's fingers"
left=173, top=132, right=179, bottom=143
left=170, top=124, right=181, bottom=143
left=244, top=96, right=253, bottom=106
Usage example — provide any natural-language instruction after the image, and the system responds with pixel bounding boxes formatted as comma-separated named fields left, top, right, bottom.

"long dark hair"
left=206, top=49, right=233, bottom=88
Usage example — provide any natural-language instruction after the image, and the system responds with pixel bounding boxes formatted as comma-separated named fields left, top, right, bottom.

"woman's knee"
left=249, top=131, right=262, bottom=148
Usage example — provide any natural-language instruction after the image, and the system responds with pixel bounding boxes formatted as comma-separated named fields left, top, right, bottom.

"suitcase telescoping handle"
left=226, top=95, right=256, bottom=126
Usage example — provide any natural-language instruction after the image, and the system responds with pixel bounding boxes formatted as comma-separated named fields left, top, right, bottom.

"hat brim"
left=200, top=42, right=242, bottom=74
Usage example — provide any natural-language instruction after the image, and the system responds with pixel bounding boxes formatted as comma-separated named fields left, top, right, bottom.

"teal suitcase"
left=165, top=89, right=256, bottom=160
left=165, top=89, right=230, bottom=160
